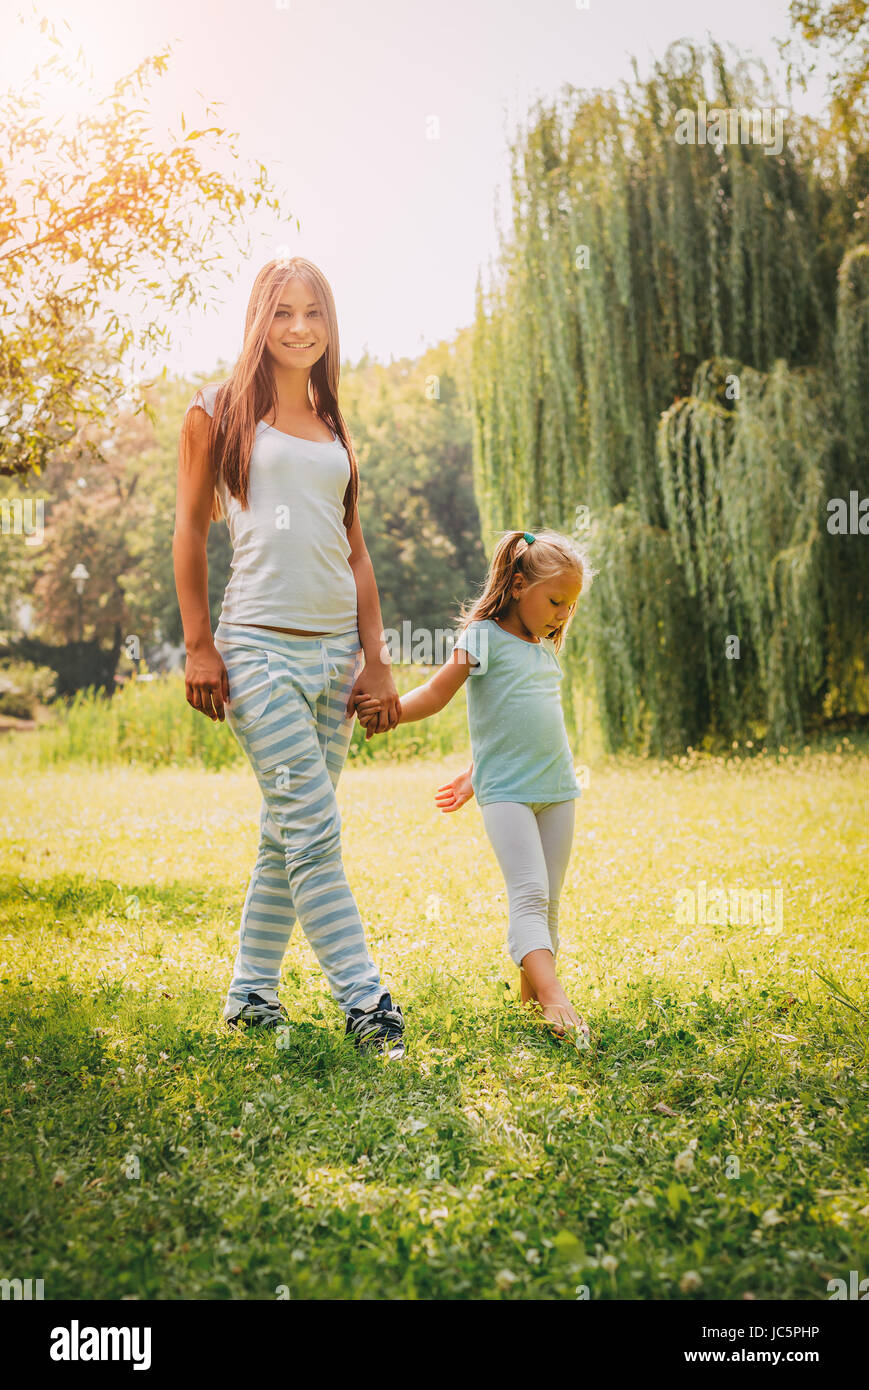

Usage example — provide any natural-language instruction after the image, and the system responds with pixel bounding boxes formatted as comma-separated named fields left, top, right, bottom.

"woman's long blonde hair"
left=457, top=528, right=596, bottom=654
left=191, top=256, right=359, bottom=529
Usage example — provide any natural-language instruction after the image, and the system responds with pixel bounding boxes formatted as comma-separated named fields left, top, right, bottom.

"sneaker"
left=345, top=991, right=405, bottom=1059
left=224, top=989, right=289, bottom=1031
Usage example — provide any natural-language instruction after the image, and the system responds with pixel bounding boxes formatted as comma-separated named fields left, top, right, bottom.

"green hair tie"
left=523, top=531, right=536, bottom=544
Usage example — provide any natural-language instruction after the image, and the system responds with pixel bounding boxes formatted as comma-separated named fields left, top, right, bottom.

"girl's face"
left=511, top=567, right=582, bottom=640
left=265, top=277, right=328, bottom=371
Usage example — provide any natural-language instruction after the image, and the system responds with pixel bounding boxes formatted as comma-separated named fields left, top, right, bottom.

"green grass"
left=10, top=667, right=470, bottom=770
left=1, top=750, right=867, bottom=1299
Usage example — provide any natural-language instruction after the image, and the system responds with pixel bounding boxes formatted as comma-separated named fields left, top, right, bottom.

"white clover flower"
left=600, top=1254, right=619, bottom=1274
left=495, top=1269, right=518, bottom=1290
left=680, top=1270, right=702, bottom=1292
left=674, top=1149, right=695, bottom=1175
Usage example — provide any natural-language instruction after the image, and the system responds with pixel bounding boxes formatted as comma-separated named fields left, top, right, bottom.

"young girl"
left=355, top=528, right=595, bottom=1044
left=173, top=255, right=406, bottom=1059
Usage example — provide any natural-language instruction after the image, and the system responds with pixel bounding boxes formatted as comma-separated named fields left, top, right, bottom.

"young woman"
left=173, top=256, right=406, bottom=1059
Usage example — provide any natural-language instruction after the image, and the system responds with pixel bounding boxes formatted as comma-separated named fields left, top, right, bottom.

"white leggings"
left=479, top=799, right=576, bottom=967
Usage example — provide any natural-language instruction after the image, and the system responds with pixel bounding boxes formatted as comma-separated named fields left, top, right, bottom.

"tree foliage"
left=338, top=339, right=487, bottom=642
left=0, top=13, right=288, bottom=480
left=469, top=40, right=869, bottom=752
left=786, top=1, right=869, bottom=123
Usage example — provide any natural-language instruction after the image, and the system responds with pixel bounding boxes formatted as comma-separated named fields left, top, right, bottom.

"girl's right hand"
left=185, top=643, right=230, bottom=721
left=434, top=769, right=475, bottom=813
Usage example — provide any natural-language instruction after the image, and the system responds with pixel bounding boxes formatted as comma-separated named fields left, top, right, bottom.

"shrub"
left=0, top=660, right=57, bottom=719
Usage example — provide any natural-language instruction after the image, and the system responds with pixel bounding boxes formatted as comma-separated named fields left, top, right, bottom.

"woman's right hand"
left=185, top=643, right=230, bottom=721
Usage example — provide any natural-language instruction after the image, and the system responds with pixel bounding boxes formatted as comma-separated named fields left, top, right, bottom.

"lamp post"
left=71, top=563, right=90, bottom=691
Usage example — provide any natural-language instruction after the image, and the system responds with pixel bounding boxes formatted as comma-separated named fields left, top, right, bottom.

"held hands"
left=352, top=694, right=388, bottom=741
left=345, top=660, right=401, bottom=739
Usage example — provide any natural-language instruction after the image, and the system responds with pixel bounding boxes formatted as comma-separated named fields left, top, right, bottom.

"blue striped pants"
left=214, top=620, right=383, bottom=1016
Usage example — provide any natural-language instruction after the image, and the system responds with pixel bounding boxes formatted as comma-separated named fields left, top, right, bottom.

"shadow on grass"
left=2, top=874, right=868, bottom=1298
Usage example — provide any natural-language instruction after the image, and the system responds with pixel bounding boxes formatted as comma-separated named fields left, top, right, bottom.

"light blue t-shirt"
left=452, top=618, right=582, bottom=807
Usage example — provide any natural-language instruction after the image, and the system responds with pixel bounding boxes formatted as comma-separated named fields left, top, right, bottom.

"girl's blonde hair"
left=457, top=528, right=596, bottom=654
left=186, top=256, right=359, bottom=529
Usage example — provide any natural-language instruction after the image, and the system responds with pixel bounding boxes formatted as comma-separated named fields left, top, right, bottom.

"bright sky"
left=4, top=0, right=829, bottom=377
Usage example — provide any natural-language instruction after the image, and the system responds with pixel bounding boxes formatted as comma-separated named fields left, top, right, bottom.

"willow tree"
left=469, top=39, right=869, bottom=753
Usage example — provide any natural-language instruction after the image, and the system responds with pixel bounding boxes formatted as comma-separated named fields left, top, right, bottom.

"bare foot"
left=541, top=1002, right=591, bottom=1047
left=533, top=990, right=591, bottom=1046
left=519, top=966, right=536, bottom=1005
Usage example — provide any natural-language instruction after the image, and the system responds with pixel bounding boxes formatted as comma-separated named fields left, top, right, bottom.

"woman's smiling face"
left=266, top=277, right=328, bottom=369
left=511, top=568, right=582, bottom=640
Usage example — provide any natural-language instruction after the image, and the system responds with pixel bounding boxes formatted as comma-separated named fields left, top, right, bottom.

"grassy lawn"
left=1, top=749, right=868, bottom=1299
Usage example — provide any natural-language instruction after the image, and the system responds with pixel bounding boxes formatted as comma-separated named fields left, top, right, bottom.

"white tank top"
left=185, top=383, right=358, bottom=635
